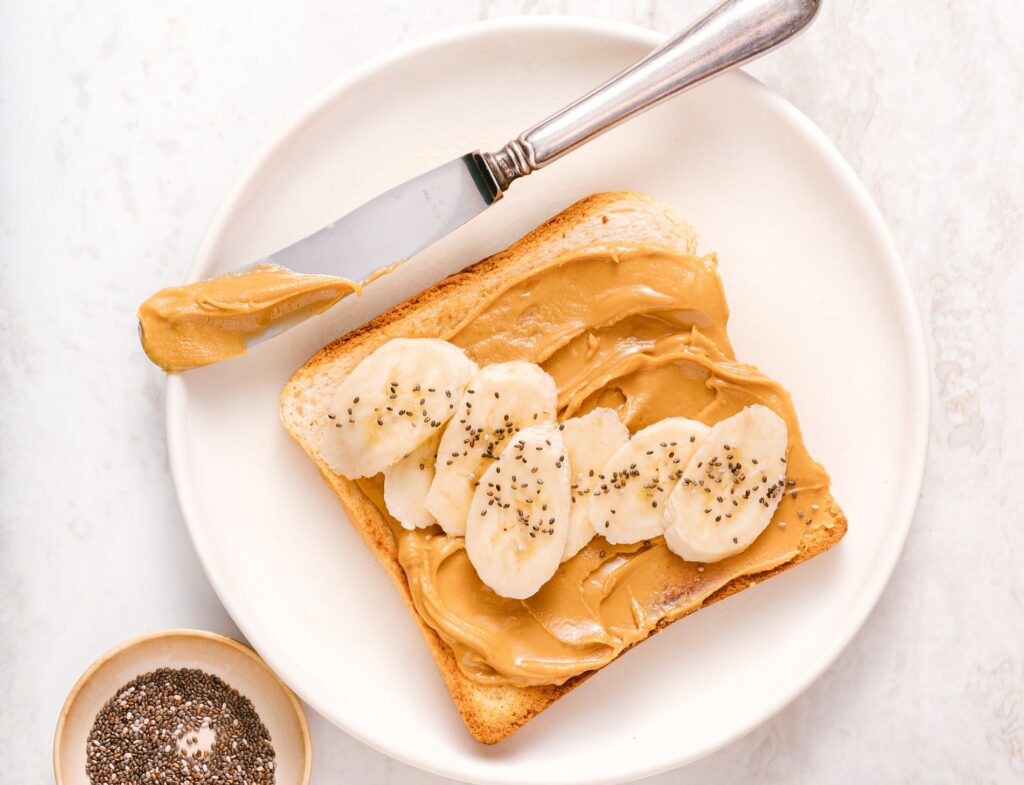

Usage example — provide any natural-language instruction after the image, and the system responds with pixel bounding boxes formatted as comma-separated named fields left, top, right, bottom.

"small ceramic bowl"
left=53, top=629, right=311, bottom=785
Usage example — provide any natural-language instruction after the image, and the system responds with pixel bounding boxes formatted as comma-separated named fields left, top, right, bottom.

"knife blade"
left=262, top=153, right=500, bottom=278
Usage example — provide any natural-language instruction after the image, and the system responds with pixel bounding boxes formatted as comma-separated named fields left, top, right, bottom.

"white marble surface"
left=2, top=1, right=1022, bottom=782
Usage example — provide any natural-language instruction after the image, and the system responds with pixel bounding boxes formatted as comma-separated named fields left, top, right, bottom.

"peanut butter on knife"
left=137, top=264, right=361, bottom=373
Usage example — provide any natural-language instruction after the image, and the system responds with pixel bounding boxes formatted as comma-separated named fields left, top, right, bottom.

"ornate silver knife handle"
left=477, top=0, right=821, bottom=196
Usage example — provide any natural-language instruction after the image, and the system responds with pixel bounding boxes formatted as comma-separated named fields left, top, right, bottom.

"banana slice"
left=664, top=405, right=788, bottom=563
left=588, top=417, right=710, bottom=544
left=560, top=408, right=629, bottom=561
left=465, top=423, right=570, bottom=599
left=425, top=361, right=558, bottom=536
left=319, top=338, right=477, bottom=478
left=383, top=434, right=441, bottom=530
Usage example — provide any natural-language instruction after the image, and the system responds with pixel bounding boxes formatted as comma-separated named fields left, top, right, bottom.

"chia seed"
left=85, top=667, right=275, bottom=784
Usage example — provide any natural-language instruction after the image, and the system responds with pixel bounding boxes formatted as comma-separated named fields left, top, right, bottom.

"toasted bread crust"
left=280, top=192, right=846, bottom=743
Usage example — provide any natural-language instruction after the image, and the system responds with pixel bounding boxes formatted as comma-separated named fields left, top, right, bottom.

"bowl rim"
left=52, top=628, right=313, bottom=785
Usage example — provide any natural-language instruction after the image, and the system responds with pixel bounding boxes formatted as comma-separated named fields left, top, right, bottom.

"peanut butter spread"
left=356, top=244, right=832, bottom=688
left=138, top=264, right=360, bottom=373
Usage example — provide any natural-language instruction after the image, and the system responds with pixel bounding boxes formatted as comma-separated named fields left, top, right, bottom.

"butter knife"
left=141, top=0, right=820, bottom=370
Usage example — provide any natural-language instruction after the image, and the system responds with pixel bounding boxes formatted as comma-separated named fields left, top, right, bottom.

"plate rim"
left=166, top=15, right=930, bottom=784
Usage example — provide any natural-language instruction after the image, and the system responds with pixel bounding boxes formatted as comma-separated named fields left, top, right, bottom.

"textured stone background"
left=2, top=1, right=1021, bottom=782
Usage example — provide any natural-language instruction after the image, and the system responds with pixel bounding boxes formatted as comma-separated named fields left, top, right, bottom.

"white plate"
left=167, top=17, right=928, bottom=785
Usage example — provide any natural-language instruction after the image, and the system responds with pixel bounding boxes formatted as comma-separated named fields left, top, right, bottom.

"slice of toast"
left=280, top=192, right=847, bottom=743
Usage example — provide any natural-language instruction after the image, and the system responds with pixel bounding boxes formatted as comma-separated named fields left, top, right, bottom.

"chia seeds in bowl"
left=86, top=668, right=275, bottom=785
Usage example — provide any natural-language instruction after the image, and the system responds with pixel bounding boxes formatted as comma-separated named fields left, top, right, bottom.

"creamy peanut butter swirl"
left=354, top=244, right=832, bottom=688
left=138, top=264, right=360, bottom=373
